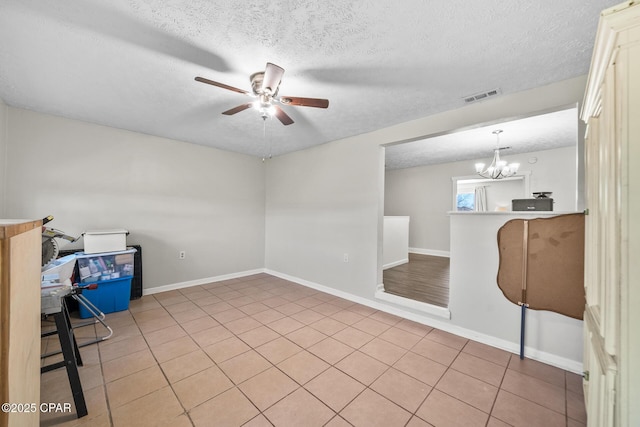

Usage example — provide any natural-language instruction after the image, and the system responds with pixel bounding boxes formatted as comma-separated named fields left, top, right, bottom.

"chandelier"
left=475, top=130, right=520, bottom=179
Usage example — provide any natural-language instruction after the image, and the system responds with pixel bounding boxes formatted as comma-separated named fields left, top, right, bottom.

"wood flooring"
left=383, top=253, right=450, bottom=307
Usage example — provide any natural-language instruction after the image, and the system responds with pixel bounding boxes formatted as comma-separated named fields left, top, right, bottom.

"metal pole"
left=520, top=303, right=527, bottom=359
left=519, top=220, right=529, bottom=360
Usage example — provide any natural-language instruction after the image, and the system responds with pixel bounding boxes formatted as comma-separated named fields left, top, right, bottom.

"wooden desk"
left=1, top=220, right=42, bottom=427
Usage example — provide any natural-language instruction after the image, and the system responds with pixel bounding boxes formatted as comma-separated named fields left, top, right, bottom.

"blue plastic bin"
left=74, top=248, right=136, bottom=318
left=78, top=275, right=133, bottom=318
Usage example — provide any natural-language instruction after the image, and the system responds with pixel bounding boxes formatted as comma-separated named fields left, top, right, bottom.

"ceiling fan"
left=195, top=62, right=329, bottom=126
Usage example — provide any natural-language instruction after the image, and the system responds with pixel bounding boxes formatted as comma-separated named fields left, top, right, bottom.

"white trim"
left=383, top=258, right=409, bottom=270
left=580, top=2, right=631, bottom=121
left=266, top=268, right=387, bottom=309
left=375, top=286, right=451, bottom=319
left=447, top=210, right=580, bottom=216
left=144, top=268, right=582, bottom=373
left=409, top=247, right=450, bottom=258
left=265, top=269, right=582, bottom=374
left=142, top=268, right=265, bottom=295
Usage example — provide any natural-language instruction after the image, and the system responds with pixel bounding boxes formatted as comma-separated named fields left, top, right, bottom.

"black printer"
left=512, top=192, right=553, bottom=211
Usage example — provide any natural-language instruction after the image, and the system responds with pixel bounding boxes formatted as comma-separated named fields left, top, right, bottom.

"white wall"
left=385, top=161, right=457, bottom=252
left=385, top=145, right=577, bottom=252
left=2, top=76, right=588, bottom=369
left=449, top=213, right=584, bottom=367
left=383, top=216, right=409, bottom=269
left=4, top=108, right=266, bottom=289
left=264, top=138, right=381, bottom=295
left=265, top=75, right=587, bottom=370
left=0, top=98, right=8, bottom=217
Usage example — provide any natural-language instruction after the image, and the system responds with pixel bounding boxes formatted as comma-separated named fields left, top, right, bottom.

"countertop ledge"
left=448, top=211, right=584, bottom=216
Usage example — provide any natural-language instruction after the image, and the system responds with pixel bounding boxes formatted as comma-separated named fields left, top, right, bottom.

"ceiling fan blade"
left=222, top=103, right=253, bottom=115
left=272, top=105, right=294, bottom=126
left=279, top=96, right=329, bottom=109
left=195, top=76, right=249, bottom=95
left=262, top=63, right=284, bottom=94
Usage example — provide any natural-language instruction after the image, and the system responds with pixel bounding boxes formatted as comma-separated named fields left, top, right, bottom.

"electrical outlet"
left=343, top=253, right=349, bottom=262
left=179, top=251, right=186, bottom=260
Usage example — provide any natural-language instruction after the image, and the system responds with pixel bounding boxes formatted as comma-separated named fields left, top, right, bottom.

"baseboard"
left=374, top=286, right=451, bottom=319
left=409, top=247, right=450, bottom=258
left=265, top=269, right=387, bottom=310
left=142, top=268, right=265, bottom=296
left=264, top=269, right=582, bottom=374
left=383, top=258, right=409, bottom=270
left=144, top=268, right=581, bottom=373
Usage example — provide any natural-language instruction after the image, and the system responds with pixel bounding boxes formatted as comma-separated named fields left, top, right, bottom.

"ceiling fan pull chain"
left=262, top=119, right=267, bottom=161
left=268, top=124, right=273, bottom=160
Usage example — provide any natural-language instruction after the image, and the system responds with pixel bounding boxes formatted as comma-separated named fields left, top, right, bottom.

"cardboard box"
left=83, top=229, right=129, bottom=254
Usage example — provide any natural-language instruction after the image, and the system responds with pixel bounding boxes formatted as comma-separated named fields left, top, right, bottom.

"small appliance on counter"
left=512, top=192, right=554, bottom=211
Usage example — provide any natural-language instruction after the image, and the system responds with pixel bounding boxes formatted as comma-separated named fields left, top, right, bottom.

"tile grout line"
left=161, top=287, right=332, bottom=425
left=44, top=275, right=586, bottom=426
left=484, top=351, right=512, bottom=426
left=114, top=296, right=396, bottom=424
left=96, top=336, right=116, bottom=427
left=130, top=295, right=196, bottom=426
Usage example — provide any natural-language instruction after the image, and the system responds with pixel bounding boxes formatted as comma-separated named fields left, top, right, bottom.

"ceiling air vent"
left=462, top=88, right=502, bottom=104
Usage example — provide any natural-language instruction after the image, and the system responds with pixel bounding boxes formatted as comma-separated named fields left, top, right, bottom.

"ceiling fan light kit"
left=475, top=130, right=520, bottom=179
left=195, top=62, right=329, bottom=126
left=253, top=95, right=277, bottom=120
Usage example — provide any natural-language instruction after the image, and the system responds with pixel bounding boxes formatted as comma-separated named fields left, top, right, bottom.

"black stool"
left=41, top=297, right=87, bottom=418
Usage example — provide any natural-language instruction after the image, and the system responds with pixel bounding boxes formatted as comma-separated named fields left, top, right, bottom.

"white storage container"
left=83, top=229, right=129, bottom=254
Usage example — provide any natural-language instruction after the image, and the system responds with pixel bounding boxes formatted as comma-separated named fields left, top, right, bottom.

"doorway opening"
left=380, top=105, right=580, bottom=315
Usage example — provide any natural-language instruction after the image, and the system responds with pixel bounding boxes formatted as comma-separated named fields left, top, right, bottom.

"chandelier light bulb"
left=475, top=130, right=520, bottom=179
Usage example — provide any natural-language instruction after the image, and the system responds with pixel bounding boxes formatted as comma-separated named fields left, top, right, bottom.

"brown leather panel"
left=497, top=213, right=585, bottom=320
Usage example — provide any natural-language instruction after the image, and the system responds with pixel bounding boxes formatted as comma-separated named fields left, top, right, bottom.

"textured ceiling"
left=0, top=0, right=618, bottom=158
left=385, top=107, right=578, bottom=169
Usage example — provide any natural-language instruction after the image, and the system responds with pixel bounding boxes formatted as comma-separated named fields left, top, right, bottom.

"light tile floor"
left=40, top=274, right=587, bottom=426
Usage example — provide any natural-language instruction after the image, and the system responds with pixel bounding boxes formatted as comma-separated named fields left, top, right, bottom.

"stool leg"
left=62, top=297, right=83, bottom=367
left=54, top=302, right=88, bottom=418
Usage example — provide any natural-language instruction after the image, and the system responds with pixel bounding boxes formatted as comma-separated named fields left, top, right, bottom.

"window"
left=456, top=192, right=475, bottom=211
left=451, top=173, right=530, bottom=212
